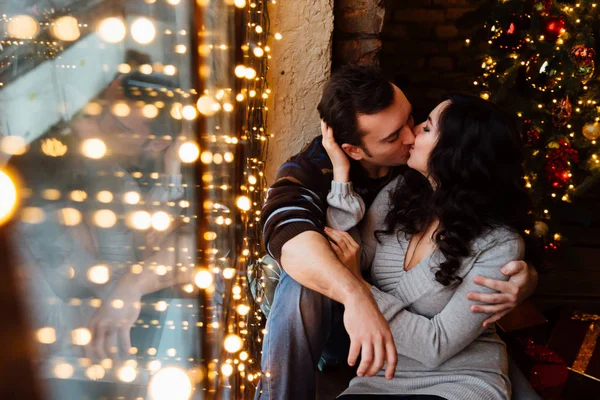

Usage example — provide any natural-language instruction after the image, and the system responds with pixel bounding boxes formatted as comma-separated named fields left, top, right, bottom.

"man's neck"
left=358, top=160, right=390, bottom=179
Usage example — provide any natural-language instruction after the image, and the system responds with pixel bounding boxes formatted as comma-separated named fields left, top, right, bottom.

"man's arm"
left=281, top=230, right=397, bottom=379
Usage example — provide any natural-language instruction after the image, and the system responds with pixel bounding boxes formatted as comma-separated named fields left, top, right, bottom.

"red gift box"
left=547, top=311, right=600, bottom=397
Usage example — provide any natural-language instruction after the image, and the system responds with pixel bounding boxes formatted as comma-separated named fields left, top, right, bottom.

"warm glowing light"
left=131, top=18, right=156, bottom=45
left=179, top=142, right=200, bottom=163
left=240, top=351, right=249, bottom=361
left=235, top=65, right=247, bottom=78
left=112, top=102, right=131, bottom=117
left=112, top=299, right=124, bottom=309
left=237, top=304, right=250, bottom=316
left=54, top=363, right=74, bottom=379
left=148, top=367, right=192, bottom=400
left=0, top=170, right=18, bottom=225
left=8, top=15, right=40, bottom=39
left=37, top=327, right=56, bottom=344
left=58, top=208, right=82, bottom=226
left=21, top=207, right=46, bottom=224
left=223, top=268, right=236, bottom=279
left=97, top=191, right=113, bottom=203
left=237, top=196, right=251, bottom=211
left=182, top=105, right=198, bottom=120
left=140, top=104, right=159, bottom=119
left=131, top=211, right=152, bottom=230
left=164, top=65, right=177, bottom=76
left=195, top=269, right=213, bottom=289
left=86, top=365, right=106, bottom=380
left=274, top=32, right=283, bottom=40
left=124, top=191, right=141, bottom=205
left=81, top=138, right=107, bottom=159
left=72, top=328, right=92, bottom=346
left=140, top=64, right=153, bottom=75
left=41, top=138, right=68, bottom=157
left=197, top=95, right=219, bottom=116
left=52, top=16, right=80, bottom=41
left=155, top=301, right=168, bottom=312
left=253, top=47, right=264, bottom=57
left=94, top=210, right=117, bottom=228
left=1, top=136, right=27, bottom=155
left=175, top=44, right=187, bottom=54
left=221, top=363, right=234, bottom=377
left=167, top=0, right=182, bottom=4
left=118, top=365, right=137, bottom=383
left=245, top=68, right=257, bottom=79
left=234, top=0, right=246, bottom=8
left=98, top=17, right=126, bottom=43
left=88, top=265, right=110, bottom=284
left=224, top=334, right=243, bottom=353
left=151, top=211, right=171, bottom=231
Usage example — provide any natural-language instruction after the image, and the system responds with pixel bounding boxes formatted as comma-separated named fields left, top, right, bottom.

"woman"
left=323, top=94, right=536, bottom=400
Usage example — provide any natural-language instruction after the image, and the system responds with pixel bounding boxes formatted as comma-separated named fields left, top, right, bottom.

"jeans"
left=254, top=271, right=541, bottom=400
left=254, top=270, right=346, bottom=400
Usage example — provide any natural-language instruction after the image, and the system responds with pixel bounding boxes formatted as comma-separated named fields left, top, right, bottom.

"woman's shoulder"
left=473, top=226, right=524, bottom=257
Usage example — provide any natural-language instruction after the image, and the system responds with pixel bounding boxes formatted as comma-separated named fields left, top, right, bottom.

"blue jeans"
left=254, top=271, right=541, bottom=400
left=255, top=270, right=346, bottom=400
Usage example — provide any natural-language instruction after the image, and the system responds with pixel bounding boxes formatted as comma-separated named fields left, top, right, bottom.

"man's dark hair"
left=317, top=65, right=394, bottom=150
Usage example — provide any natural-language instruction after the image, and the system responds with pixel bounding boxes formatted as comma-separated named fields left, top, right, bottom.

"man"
left=256, top=65, right=538, bottom=399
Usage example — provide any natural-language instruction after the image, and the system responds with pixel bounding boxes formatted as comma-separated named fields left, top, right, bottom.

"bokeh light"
left=0, top=170, right=18, bottom=226
left=148, top=367, right=192, bottom=400
left=131, top=18, right=156, bottom=44
left=98, top=17, right=126, bottom=43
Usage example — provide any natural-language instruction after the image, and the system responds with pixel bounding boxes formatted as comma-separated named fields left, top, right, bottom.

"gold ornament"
left=582, top=122, right=600, bottom=140
left=533, top=221, right=549, bottom=237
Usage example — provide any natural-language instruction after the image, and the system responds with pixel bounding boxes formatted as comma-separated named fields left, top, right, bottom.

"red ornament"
left=544, top=16, right=565, bottom=38
left=523, top=120, right=541, bottom=146
left=545, top=139, right=579, bottom=188
left=570, top=45, right=596, bottom=66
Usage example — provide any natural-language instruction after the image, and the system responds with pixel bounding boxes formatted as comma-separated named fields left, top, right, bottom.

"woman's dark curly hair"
left=379, top=94, right=537, bottom=286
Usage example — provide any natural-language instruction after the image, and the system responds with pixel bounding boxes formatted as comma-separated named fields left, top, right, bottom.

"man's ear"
left=341, top=143, right=364, bottom=161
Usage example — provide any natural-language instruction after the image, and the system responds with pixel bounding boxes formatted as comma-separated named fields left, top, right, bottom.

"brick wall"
left=333, top=0, right=385, bottom=68
left=381, top=0, right=482, bottom=118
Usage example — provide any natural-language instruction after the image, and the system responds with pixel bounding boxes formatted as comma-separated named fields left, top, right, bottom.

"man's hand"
left=343, top=290, right=397, bottom=380
left=321, top=120, right=351, bottom=182
left=467, top=260, right=538, bottom=327
left=87, top=273, right=143, bottom=360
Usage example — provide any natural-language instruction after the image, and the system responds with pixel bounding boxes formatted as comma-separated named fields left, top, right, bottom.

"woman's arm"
left=373, top=235, right=524, bottom=368
left=326, top=181, right=366, bottom=232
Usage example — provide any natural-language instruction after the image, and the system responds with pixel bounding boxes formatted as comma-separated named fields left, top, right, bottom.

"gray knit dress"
left=326, top=176, right=523, bottom=400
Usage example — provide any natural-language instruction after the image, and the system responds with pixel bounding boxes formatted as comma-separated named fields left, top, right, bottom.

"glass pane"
left=0, top=1, right=214, bottom=398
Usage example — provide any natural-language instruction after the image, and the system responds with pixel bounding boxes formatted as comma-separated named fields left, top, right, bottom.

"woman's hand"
left=321, top=120, right=351, bottom=182
left=324, top=227, right=363, bottom=282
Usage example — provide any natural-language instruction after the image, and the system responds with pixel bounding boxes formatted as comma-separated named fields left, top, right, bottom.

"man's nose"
left=402, top=127, right=416, bottom=144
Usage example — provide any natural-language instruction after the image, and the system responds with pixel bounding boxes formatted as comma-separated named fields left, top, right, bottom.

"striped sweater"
left=261, top=135, right=402, bottom=262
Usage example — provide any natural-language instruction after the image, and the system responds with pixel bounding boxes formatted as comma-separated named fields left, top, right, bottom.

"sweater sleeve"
left=326, top=181, right=366, bottom=232
left=371, top=233, right=524, bottom=368
left=260, top=157, right=330, bottom=263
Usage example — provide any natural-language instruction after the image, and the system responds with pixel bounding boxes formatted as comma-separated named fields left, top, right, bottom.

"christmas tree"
left=467, top=0, right=600, bottom=252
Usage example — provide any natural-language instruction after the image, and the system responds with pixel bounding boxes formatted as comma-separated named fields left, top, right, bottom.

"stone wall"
left=381, top=0, right=481, bottom=117
left=265, top=0, right=334, bottom=182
